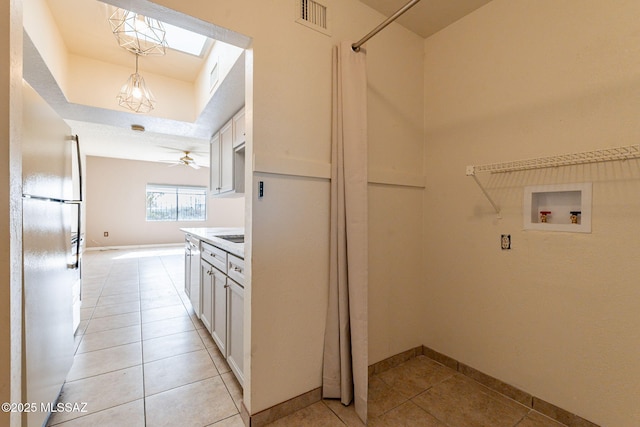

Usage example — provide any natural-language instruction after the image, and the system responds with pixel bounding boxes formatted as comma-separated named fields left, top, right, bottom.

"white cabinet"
left=210, top=122, right=233, bottom=196
left=212, top=270, right=228, bottom=355
left=210, top=107, right=245, bottom=197
left=226, top=279, right=244, bottom=386
left=192, top=238, right=245, bottom=386
left=232, top=108, right=245, bottom=148
left=200, top=260, right=213, bottom=333
left=184, top=235, right=200, bottom=317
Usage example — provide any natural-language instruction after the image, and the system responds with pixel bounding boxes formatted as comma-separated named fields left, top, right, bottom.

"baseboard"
left=248, top=387, right=322, bottom=427
left=84, top=243, right=183, bottom=251
left=370, top=345, right=600, bottom=427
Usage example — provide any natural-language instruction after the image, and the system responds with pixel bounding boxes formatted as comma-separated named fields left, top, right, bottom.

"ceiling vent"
left=296, top=0, right=330, bottom=36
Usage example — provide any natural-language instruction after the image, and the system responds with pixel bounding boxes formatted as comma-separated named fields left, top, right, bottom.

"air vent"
left=296, top=0, right=330, bottom=35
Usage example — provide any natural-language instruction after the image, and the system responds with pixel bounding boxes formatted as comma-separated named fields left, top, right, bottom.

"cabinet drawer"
left=227, top=254, right=245, bottom=286
left=201, top=242, right=227, bottom=272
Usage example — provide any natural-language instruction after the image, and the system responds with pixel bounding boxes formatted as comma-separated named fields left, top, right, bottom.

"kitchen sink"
left=216, top=235, right=244, bottom=244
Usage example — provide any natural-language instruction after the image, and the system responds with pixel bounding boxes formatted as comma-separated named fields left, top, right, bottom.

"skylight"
left=163, top=22, right=209, bottom=57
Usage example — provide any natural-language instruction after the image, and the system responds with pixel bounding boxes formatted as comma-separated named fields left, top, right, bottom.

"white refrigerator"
left=22, top=80, right=82, bottom=427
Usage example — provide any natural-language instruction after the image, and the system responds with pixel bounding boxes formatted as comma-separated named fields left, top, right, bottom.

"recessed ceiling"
left=25, top=0, right=248, bottom=165
left=29, top=0, right=491, bottom=165
left=45, top=0, right=208, bottom=82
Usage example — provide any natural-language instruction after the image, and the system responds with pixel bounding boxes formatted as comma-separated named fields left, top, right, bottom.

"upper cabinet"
left=210, top=107, right=245, bottom=197
left=232, top=108, right=246, bottom=148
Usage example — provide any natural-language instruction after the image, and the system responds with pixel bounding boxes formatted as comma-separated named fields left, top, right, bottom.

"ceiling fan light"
left=117, top=72, right=156, bottom=114
left=109, top=8, right=167, bottom=56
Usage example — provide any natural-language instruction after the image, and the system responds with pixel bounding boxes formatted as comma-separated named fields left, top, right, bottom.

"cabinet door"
left=199, top=261, right=213, bottom=330
left=184, top=240, right=191, bottom=298
left=219, top=121, right=234, bottom=194
left=226, top=279, right=244, bottom=386
left=210, top=132, right=221, bottom=195
left=232, top=108, right=245, bottom=148
left=211, top=270, right=228, bottom=355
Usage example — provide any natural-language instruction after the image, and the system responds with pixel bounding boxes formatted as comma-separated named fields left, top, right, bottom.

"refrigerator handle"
left=66, top=134, right=82, bottom=270
left=68, top=202, right=81, bottom=270
left=73, top=135, right=83, bottom=202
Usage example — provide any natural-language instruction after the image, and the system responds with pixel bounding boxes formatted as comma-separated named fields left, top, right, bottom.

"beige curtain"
left=322, top=41, right=368, bottom=424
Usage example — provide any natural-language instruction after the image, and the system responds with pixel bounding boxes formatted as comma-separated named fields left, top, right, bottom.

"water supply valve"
left=570, top=211, right=581, bottom=224
left=539, top=211, right=551, bottom=223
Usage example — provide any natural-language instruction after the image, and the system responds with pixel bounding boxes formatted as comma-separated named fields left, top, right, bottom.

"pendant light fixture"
left=109, top=8, right=167, bottom=56
left=116, top=53, right=156, bottom=114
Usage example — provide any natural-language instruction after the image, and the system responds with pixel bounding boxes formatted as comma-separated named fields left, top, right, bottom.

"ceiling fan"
left=160, top=151, right=201, bottom=169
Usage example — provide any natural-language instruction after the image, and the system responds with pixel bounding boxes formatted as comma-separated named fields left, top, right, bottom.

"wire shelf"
left=467, top=144, right=640, bottom=175
left=466, top=144, right=640, bottom=218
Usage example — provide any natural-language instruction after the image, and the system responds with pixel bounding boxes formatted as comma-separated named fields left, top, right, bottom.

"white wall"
left=152, top=0, right=425, bottom=415
left=85, top=156, right=244, bottom=247
left=422, top=1, right=640, bottom=425
left=67, top=54, right=196, bottom=122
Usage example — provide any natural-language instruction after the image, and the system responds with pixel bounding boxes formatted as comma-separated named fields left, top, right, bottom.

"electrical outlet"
left=104, top=231, right=109, bottom=237
left=500, top=234, right=511, bottom=250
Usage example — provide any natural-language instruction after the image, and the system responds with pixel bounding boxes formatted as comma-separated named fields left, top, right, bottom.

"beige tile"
left=141, top=304, right=189, bottom=324
left=67, top=342, right=142, bottom=381
left=377, top=355, right=456, bottom=399
left=80, top=307, right=94, bottom=321
left=92, top=301, right=140, bottom=318
left=517, top=411, right=567, bottom=427
left=323, top=399, right=366, bottom=427
left=140, top=288, right=178, bottom=299
left=207, top=414, right=246, bottom=427
left=141, top=315, right=195, bottom=340
left=80, top=297, right=99, bottom=308
left=369, top=401, right=446, bottom=427
left=265, top=401, right=344, bottom=427
left=197, top=327, right=217, bottom=348
left=46, top=399, right=145, bottom=427
left=412, top=374, right=530, bottom=427
left=140, top=295, right=184, bottom=310
left=145, top=377, right=238, bottom=427
left=368, top=375, right=410, bottom=418
left=100, top=284, right=139, bottom=297
left=221, top=372, right=243, bottom=411
left=207, top=345, right=231, bottom=374
left=84, top=311, right=141, bottom=334
left=143, top=349, right=219, bottom=396
left=77, top=325, right=141, bottom=354
left=142, top=330, right=204, bottom=363
left=47, top=366, right=143, bottom=425
left=96, top=292, right=140, bottom=307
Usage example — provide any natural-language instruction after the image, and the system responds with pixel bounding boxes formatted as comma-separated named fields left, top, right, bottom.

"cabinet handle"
left=224, top=284, right=230, bottom=288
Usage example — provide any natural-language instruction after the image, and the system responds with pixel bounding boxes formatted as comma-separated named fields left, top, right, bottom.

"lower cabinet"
left=197, top=242, right=244, bottom=387
left=226, top=279, right=244, bottom=386
left=184, top=235, right=201, bottom=317
left=211, top=268, right=228, bottom=355
left=200, top=259, right=213, bottom=333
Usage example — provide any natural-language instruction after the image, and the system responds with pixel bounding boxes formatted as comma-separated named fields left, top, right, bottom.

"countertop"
left=180, top=227, right=245, bottom=258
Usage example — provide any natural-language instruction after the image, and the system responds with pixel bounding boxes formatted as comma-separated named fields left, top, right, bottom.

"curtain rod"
left=352, top=0, right=422, bottom=52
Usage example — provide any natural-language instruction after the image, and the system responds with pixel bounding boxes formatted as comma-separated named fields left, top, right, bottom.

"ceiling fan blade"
left=189, top=162, right=201, bottom=169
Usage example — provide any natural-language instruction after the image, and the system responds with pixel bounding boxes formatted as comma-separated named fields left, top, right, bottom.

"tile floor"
left=48, top=246, right=567, bottom=427
left=47, top=246, right=244, bottom=427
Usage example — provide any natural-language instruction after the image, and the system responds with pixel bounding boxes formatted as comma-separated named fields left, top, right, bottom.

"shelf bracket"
left=466, top=166, right=501, bottom=218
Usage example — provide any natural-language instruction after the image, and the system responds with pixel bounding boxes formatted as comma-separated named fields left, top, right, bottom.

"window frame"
left=145, top=184, right=208, bottom=222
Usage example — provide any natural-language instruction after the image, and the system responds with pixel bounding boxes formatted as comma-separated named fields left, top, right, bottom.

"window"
left=146, top=184, right=207, bottom=221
